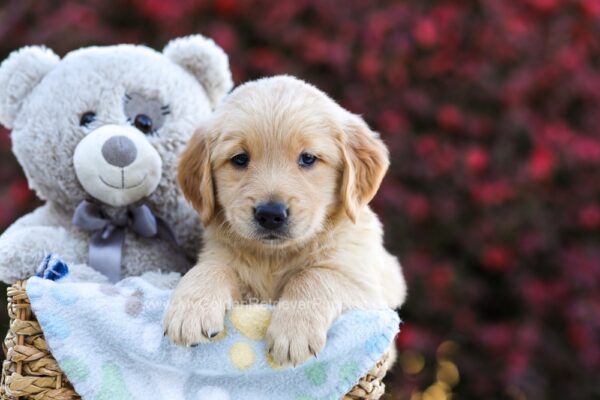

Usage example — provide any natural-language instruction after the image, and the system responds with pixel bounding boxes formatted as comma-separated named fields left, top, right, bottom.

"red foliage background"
left=1, top=0, right=599, bottom=398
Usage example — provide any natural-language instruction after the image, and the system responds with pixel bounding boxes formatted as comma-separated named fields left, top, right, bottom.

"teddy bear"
left=0, top=34, right=233, bottom=285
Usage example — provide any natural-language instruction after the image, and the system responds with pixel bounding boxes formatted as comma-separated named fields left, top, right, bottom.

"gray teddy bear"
left=0, top=35, right=232, bottom=285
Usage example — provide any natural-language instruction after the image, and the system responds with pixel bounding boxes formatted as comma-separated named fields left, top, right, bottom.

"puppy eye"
left=298, top=153, right=317, bottom=167
left=231, top=153, right=250, bottom=168
left=79, top=112, right=96, bottom=127
left=133, top=114, right=153, bottom=134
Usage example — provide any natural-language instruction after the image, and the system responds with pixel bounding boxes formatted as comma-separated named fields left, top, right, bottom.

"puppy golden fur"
left=164, top=75, right=406, bottom=366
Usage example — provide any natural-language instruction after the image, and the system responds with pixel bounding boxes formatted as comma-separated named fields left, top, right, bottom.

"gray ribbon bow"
left=72, top=200, right=176, bottom=283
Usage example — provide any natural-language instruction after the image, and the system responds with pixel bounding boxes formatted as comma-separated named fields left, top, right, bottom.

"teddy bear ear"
left=163, top=35, right=233, bottom=109
left=0, top=46, right=60, bottom=129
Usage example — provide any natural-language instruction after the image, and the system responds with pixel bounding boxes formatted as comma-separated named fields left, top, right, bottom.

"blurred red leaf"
left=413, top=17, right=438, bottom=48
left=481, top=245, right=515, bottom=272
left=529, top=146, right=555, bottom=181
left=465, top=147, right=489, bottom=174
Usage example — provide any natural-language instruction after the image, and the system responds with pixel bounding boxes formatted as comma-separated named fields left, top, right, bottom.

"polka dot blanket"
left=27, top=262, right=400, bottom=400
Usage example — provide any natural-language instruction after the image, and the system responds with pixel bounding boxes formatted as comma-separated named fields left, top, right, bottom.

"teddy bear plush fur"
left=0, top=35, right=232, bottom=285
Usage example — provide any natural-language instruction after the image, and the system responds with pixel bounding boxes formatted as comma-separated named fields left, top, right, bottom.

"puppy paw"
left=266, top=309, right=328, bottom=366
left=163, top=293, right=228, bottom=347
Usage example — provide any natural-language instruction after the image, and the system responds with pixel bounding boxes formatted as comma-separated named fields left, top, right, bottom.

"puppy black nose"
left=254, top=202, right=288, bottom=230
left=102, top=135, right=137, bottom=168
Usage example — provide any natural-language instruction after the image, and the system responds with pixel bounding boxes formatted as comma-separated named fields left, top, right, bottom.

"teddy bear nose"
left=101, top=135, right=138, bottom=168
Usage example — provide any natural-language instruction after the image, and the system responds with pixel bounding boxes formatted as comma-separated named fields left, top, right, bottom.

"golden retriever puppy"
left=164, top=75, right=406, bottom=366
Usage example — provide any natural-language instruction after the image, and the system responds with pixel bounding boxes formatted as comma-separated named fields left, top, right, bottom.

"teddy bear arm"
left=0, top=223, right=112, bottom=284
left=0, top=224, right=71, bottom=283
left=1, top=203, right=68, bottom=236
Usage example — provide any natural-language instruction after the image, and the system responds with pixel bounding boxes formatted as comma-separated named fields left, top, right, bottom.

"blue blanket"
left=27, top=258, right=400, bottom=400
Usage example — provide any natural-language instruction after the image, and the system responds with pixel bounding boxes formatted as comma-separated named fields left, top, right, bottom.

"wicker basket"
left=1, top=280, right=389, bottom=400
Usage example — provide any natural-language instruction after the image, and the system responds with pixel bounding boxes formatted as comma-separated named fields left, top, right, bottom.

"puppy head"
left=179, top=76, right=389, bottom=248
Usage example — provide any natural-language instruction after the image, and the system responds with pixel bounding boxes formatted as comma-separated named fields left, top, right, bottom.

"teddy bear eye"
left=79, top=112, right=96, bottom=127
left=124, top=93, right=167, bottom=135
left=134, top=114, right=153, bottom=134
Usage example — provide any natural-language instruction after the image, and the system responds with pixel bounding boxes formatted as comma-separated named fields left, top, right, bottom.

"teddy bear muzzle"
left=73, top=124, right=162, bottom=207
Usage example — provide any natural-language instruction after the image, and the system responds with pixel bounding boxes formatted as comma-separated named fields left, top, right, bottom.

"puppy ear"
left=339, top=115, right=390, bottom=223
left=178, top=129, right=216, bottom=226
left=0, top=46, right=59, bottom=128
left=163, top=35, right=233, bottom=109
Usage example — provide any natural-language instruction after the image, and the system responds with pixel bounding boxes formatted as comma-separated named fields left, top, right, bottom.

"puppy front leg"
left=164, top=262, right=240, bottom=346
left=267, top=267, right=380, bottom=366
